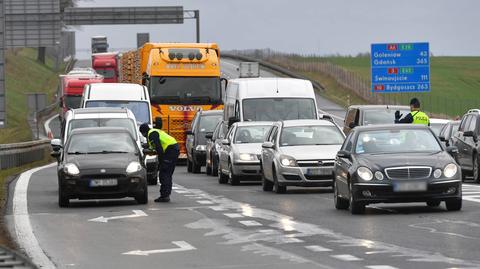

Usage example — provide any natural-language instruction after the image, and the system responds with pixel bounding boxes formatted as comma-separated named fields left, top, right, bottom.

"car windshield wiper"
left=88, top=150, right=130, bottom=154
left=67, top=151, right=88, bottom=155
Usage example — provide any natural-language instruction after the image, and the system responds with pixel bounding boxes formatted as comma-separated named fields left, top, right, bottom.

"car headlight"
left=443, top=163, right=457, bottom=178
left=64, top=163, right=80, bottom=176
left=280, top=155, right=296, bottom=167
left=433, top=169, right=442, bottom=179
left=196, top=145, right=206, bottom=151
left=374, top=171, right=384, bottom=180
left=126, top=162, right=142, bottom=174
left=357, top=167, right=373, bottom=181
left=239, top=153, right=257, bottom=161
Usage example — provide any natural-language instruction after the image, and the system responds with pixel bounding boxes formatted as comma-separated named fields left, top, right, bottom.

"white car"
left=261, top=119, right=345, bottom=193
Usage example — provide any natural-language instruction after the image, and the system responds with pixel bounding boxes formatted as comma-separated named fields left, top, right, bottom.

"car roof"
left=66, top=108, right=135, bottom=121
left=348, top=105, right=410, bottom=110
left=233, top=121, right=273, bottom=127
left=353, top=124, right=431, bottom=132
left=199, top=110, right=223, bottom=116
left=69, top=127, right=131, bottom=135
left=281, top=119, right=335, bottom=127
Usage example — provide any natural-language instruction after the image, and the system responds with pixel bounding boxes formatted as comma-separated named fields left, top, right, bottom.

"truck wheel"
left=135, top=186, right=148, bottom=204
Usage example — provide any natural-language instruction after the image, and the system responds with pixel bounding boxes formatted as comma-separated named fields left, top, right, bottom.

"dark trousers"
left=159, top=144, right=180, bottom=197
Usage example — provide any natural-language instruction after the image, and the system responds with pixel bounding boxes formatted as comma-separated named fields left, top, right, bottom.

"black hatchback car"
left=452, top=110, right=480, bottom=182
left=334, top=124, right=462, bottom=214
left=343, top=105, right=411, bottom=135
left=52, top=127, right=149, bottom=207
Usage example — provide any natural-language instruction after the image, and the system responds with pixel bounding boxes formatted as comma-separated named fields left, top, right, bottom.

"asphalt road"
left=7, top=59, right=480, bottom=269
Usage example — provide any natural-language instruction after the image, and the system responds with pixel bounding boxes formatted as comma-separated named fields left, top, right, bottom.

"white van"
left=54, top=107, right=158, bottom=185
left=81, top=83, right=152, bottom=126
left=223, top=78, right=319, bottom=125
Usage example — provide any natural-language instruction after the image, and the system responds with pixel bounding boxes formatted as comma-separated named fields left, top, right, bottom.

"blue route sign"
left=371, top=42, right=430, bottom=93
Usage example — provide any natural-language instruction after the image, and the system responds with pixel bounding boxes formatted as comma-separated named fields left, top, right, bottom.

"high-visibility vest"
left=411, top=111, right=430, bottom=125
left=148, top=128, right=177, bottom=151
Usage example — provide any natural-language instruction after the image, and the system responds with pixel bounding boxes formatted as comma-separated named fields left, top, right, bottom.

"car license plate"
left=306, top=168, right=331, bottom=176
left=89, top=179, right=118, bottom=187
left=393, top=181, right=427, bottom=192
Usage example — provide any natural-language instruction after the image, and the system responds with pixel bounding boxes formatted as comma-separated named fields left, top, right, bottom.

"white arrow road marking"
left=123, top=241, right=196, bottom=256
left=88, top=210, right=147, bottom=223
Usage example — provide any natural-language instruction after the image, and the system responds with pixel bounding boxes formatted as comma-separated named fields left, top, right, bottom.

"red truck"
left=91, top=52, right=119, bottom=83
left=59, top=75, right=104, bottom=121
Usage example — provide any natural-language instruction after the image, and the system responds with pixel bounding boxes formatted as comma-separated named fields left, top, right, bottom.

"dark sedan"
left=52, top=127, right=149, bottom=207
left=333, top=124, right=462, bottom=214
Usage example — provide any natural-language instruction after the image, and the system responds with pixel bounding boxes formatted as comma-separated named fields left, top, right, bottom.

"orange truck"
left=120, top=43, right=223, bottom=158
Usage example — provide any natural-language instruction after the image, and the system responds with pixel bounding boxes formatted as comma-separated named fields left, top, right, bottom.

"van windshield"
left=85, top=101, right=150, bottom=124
left=243, top=98, right=317, bottom=121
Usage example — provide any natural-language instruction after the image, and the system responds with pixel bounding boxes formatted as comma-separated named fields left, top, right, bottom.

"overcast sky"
left=72, top=0, right=479, bottom=58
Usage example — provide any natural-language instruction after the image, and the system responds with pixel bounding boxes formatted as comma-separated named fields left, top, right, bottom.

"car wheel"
left=473, top=155, right=479, bottom=183
left=218, top=165, right=228, bottom=184
left=206, top=161, right=212, bottom=175
left=58, top=185, right=69, bottom=208
left=426, top=200, right=441, bottom=207
left=445, top=198, right=462, bottom=211
left=334, top=178, right=349, bottom=210
left=272, top=167, right=286, bottom=194
left=192, top=154, right=201, bottom=174
left=135, top=186, right=148, bottom=204
left=187, top=158, right=193, bottom=172
left=349, top=182, right=365, bottom=214
left=147, top=174, right=158, bottom=185
left=228, top=162, right=240, bottom=186
left=262, top=171, right=273, bottom=192
left=212, top=157, right=219, bottom=177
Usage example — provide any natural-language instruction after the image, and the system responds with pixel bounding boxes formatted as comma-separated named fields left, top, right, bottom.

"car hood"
left=233, top=143, right=263, bottom=154
left=280, top=145, right=342, bottom=160
left=357, top=151, right=454, bottom=170
left=65, top=153, right=139, bottom=170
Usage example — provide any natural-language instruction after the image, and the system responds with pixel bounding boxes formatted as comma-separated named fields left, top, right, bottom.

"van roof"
left=66, top=108, right=136, bottom=120
left=228, top=78, right=314, bottom=99
left=86, top=83, right=148, bottom=101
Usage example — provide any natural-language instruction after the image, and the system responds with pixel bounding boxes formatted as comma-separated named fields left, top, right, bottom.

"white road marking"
left=123, top=241, right=196, bottom=256
left=88, top=210, right=147, bottom=223
left=224, top=213, right=244, bottom=218
left=366, top=266, right=398, bottom=269
left=44, top=114, right=58, bottom=139
left=196, top=200, right=214, bottom=205
left=305, top=245, right=332, bottom=252
left=174, top=190, right=190, bottom=194
left=209, top=206, right=227, bottom=211
left=13, top=163, right=56, bottom=269
left=331, top=254, right=363, bottom=261
left=463, top=184, right=480, bottom=204
left=239, top=220, right=263, bottom=227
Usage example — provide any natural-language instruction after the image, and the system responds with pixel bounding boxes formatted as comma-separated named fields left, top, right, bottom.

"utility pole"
left=195, top=10, right=200, bottom=43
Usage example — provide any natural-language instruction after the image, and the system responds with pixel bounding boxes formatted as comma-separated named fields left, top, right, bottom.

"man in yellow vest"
left=140, top=121, right=179, bottom=202
left=395, top=98, right=430, bottom=126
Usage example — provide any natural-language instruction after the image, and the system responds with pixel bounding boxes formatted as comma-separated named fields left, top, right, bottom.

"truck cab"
left=59, top=75, right=104, bottom=121
left=91, top=52, right=119, bottom=83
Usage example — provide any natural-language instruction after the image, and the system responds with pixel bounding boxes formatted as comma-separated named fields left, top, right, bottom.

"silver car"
left=261, top=119, right=345, bottom=193
left=218, top=122, right=272, bottom=185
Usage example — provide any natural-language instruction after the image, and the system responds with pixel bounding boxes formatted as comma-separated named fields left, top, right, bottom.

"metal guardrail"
left=0, top=246, right=38, bottom=269
left=0, top=140, right=50, bottom=170
left=222, top=52, right=325, bottom=91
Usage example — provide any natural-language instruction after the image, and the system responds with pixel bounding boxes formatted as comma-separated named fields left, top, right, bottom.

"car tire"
left=228, top=162, right=240, bottom=186
left=334, top=179, right=348, bottom=210
left=147, top=174, right=158, bottom=185
left=272, top=167, right=286, bottom=194
left=426, top=200, right=441, bottom=207
left=187, top=158, right=193, bottom=173
left=349, top=182, right=365, bottom=214
left=218, top=166, right=228, bottom=184
left=135, top=186, right=148, bottom=204
left=446, top=198, right=462, bottom=211
left=58, top=186, right=69, bottom=208
left=212, top=157, right=219, bottom=177
left=192, top=154, right=201, bottom=174
left=473, top=154, right=479, bottom=183
left=262, top=172, right=273, bottom=192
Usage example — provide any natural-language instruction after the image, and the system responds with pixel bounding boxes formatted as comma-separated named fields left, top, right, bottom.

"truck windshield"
left=95, top=68, right=115, bottom=79
left=64, top=96, right=82, bottom=109
left=243, top=98, right=317, bottom=121
left=149, top=76, right=221, bottom=105
left=85, top=101, right=150, bottom=124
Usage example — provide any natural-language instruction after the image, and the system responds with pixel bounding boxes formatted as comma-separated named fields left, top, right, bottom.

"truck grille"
left=385, top=166, right=431, bottom=180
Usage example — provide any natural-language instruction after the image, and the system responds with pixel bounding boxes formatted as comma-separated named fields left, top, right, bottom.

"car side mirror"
left=143, top=148, right=157, bottom=155
left=228, top=117, right=239, bottom=127
left=348, top=122, right=356, bottom=129
left=337, top=150, right=351, bottom=159
left=262, top=142, right=275, bottom=149
left=50, top=139, right=62, bottom=151
left=221, top=139, right=230, bottom=146
left=50, top=151, right=61, bottom=160
left=186, top=130, right=193, bottom=135
left=205, top=132, right=213, bottom=140
left=446, top=146, right=459, bottom=155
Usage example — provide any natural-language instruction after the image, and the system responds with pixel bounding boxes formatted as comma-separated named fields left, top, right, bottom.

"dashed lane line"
left=196, top=200, right=214, bottom=205
left=239, top=220, right=263, bottom=227
left=224, top=213, right=244, bottom=218
left=331, top=254, right=363, bottom=261
left=366, top=266, right=398, bottom=269
left=305, top=245, right=332, bottom=252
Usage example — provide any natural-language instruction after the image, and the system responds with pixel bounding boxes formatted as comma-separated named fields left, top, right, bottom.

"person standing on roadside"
left=139, top=121, right=179, bottom=202
left=395, top=97, right=430, bottom=126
